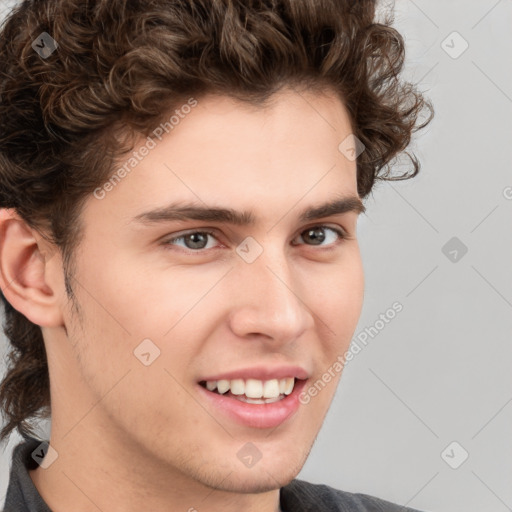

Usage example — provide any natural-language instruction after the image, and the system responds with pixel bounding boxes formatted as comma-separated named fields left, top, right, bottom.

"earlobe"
left=0, top=209, right=65, bottom=328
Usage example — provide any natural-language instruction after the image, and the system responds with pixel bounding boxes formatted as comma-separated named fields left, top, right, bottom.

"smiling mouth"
left=199, top=377, right=298, bottom=404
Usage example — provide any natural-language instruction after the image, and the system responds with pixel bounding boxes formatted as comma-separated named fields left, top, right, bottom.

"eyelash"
left=161, top=225, right=348, bottom=253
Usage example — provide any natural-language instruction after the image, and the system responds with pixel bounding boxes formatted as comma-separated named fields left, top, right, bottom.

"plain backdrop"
left=1, top=1, right=511, bottom=511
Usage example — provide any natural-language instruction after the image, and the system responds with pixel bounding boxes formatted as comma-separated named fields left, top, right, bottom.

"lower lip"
left=197, top=379, right=307, bottom=429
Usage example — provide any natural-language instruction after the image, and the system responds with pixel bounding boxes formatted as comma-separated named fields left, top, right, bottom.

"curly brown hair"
left=0, top=0, right=433, bottom=443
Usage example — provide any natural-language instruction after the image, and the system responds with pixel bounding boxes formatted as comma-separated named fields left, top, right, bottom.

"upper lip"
left=199, top=365, right=310, bottom=382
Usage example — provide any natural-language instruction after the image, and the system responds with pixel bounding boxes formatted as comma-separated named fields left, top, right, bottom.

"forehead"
left=82, top=87, right=359, bottom=230
left=194, top=87, right=354, bottom=141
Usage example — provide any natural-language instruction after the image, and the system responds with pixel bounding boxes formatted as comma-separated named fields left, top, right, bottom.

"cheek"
left=312, top=255, right=364, bottom=324
left=69, top=259, right=222, bottom=391
left=75, top=253, right=200, bottom=342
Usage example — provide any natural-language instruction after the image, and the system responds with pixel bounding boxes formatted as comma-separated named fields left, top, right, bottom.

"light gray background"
left=1, top=1, right=511, bottom=511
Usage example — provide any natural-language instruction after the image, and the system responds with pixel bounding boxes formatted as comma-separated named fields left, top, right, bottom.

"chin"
left=213, top=469, right=295, bottom=494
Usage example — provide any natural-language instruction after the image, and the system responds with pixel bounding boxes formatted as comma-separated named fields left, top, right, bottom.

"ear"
left=0, top=208, right=65, bottom=327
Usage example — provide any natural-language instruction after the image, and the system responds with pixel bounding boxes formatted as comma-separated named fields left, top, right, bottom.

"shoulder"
left=2, top=436, right=52, bottom=512
left=280, top=478, right=426, bottom=512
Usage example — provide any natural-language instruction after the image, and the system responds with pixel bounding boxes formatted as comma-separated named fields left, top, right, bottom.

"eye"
left=163, top=229, right=220, bottom=251
left=161, top=225, right=347, bottom=252
left=293, top=226, right=346, bottom=247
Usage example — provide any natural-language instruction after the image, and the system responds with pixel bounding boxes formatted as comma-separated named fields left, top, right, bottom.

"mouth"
left=197, top=377, right=308, bottom=429
left=199, top=377, right=297, bottom=404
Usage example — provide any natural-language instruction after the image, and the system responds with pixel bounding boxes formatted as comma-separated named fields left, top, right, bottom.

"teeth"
left=206, top=381, right=217, bottom=391
left=230, top=379, right=245, bottom=395
left=280, top=377, right=294, bottom=395
left=263, top=379, right=280, bottom=398
left=237, top=395, right=283, bottom=404
left=283, top=377, right=294, bottom=395
left=203, top=377, right=296, bottom=398
left=217, top=379, right=230, bottom=394
left=245, top=379, right=263, bottom=398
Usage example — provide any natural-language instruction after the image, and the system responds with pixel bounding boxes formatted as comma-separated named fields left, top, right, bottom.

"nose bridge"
left=228, top=239, right=313, bottom=339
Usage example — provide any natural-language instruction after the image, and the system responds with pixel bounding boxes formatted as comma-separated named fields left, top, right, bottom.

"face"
left=47, top=87, right=365, bottom=493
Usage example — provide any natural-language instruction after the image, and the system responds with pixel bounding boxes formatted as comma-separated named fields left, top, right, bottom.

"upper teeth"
left=205, top=378, right=295, bottom=398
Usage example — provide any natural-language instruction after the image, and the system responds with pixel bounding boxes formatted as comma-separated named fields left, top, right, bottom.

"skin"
left=0, top=86, right=365, bottom=512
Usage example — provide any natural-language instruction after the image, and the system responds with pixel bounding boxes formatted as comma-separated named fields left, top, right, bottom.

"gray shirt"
left=3, top=436, right=426, bottom=512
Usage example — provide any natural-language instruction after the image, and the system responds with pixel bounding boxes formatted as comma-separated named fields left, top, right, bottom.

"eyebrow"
left=132, top=195, right=366, bottom=226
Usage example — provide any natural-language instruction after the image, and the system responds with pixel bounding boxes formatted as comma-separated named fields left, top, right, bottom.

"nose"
left=226, top=244, right=315, bottom=344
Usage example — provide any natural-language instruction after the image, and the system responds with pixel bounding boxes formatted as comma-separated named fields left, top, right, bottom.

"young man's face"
left=41, top=87, right=365, bottom=496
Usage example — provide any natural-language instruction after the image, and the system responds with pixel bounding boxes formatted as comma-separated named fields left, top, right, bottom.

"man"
left=0, top=0, right=433, bottom=510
